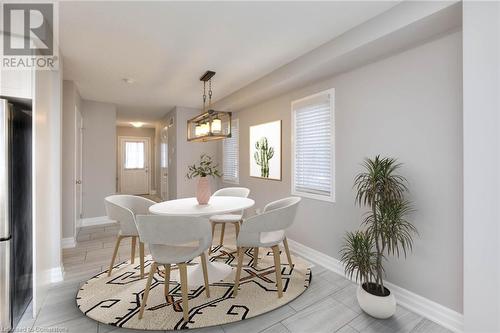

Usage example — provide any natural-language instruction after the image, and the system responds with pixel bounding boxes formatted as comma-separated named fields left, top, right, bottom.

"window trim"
left=223, top=118, right=239, bottom=184
left=291, top=88, right=335, bottom=203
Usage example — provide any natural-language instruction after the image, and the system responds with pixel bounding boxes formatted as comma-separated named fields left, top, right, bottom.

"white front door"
left=119, top=137, right=150, bottom=195
left=75, top=107, right=83, bottom=231
left=160, top=126, right=168, bottom=200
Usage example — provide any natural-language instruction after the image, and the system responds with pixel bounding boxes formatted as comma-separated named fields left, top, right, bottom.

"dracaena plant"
left=186, top=154, right=222, bottom=179
left=340, top=156, right=417, bottom=296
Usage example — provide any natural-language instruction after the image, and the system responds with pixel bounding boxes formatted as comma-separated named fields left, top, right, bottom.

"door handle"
left=76, top=180, right=82, bottom=184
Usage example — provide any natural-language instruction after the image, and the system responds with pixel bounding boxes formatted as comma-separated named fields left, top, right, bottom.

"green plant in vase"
left=254, top=137, right=274, bottom=178
left=186, top=154, right=222, bottom=179
left=340, top=155, right=417, bottom=319
left=186, top=154, right=221, bottom=205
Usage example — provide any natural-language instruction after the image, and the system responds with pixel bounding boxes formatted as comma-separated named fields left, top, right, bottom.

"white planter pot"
left=356, top=284, right=396, bottom=319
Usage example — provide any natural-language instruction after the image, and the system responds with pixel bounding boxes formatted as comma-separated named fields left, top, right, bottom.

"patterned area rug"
left=76, top=246, right=312, bottom=330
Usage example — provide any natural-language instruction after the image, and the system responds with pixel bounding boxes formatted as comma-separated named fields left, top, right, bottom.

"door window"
left=124, top=141, right=145, bottom=169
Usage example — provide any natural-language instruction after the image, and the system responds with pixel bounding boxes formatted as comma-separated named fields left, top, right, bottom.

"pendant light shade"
left=187, top=71, right=232, bottom=142
left=188, top=109, right=231, bottom=142
left=212, top=118, right=222, bottom=133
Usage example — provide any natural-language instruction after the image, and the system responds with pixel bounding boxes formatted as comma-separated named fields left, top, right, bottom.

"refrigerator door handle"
left=0, top=99, right=9, bottom=240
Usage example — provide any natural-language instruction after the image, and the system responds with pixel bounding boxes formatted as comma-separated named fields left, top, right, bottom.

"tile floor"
left=17, top=223, right=451, bottom=333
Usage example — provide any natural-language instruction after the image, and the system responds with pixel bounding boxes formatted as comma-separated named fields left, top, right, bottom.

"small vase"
left=196, top=177, right=211, bottom=205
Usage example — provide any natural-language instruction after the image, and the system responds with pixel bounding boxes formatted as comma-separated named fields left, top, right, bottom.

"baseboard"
left=61, top=237, right=76, bottom=249
left=384, top=279, right=463, bottom=333
left=287, top=239, right=464, bottom=333
left=77, top=216, right=116, bottom=228
left=287, top=238, right=344, bottom=273
left=49, top=266, right=64, bottom=283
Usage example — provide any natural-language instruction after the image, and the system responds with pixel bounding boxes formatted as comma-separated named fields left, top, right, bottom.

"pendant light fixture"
left=187, top=70, right=232, bottom=142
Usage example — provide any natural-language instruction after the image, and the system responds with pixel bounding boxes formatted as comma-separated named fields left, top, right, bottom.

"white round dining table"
left=148, top=196, right=255, bottom=217
left=148, top=196, right=255, bottom=286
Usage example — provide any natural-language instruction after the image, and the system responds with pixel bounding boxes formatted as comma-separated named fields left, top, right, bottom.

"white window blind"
left=223, top=119, right=239, bottom=183
left=292, top=89, right=335, bottom=202
left=124, top=141, right=145, bottom=169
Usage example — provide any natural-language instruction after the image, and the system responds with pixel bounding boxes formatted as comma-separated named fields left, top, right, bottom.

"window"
left=223, top=119, right=239, bottom=183
left=124, top=141, right=145, bottom=169
left=160, top=143, right=168, bottom=168
left=292, top=89, right=335, bottom=202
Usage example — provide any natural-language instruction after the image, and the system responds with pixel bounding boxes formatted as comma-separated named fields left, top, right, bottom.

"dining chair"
left=135, top=214, right=211, bottom=322
left=104, top=195, right=156, bottom=279
left=209, top=187, right=250, bottom=253
left=233, top=197, right=301, bottom=298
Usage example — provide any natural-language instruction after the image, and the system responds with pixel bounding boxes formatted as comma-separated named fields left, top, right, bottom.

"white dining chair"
left=209, top=187, right=250, bottom=253
left=135, top=214, right=211, bottom=322
left=233, top=197, right=301, bottom=298
left=104, top=195, right=156, bottom=279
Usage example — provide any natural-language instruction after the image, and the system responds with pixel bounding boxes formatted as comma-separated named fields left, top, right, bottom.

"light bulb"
left=195, top=124, right=202, bottom=136
left=212, top=118, right=222, bottom=133
left=201, top=122, right=209, bottom=135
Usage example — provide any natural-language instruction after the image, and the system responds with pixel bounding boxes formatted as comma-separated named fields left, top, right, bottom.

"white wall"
left=463, top=2, right=500, bottom=331
left=61, top=81, right=82, bottom=239
left=220, top=32, right=463, bottom=313
left=33, top=67, right=63, bottom=314
left=81, top=100, right=116, bottom=218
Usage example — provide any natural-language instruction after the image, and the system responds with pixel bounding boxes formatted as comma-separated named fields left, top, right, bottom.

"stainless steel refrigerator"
left=0, top=98, right=32, bottom=332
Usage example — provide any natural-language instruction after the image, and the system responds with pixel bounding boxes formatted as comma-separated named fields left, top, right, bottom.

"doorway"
left=118, top=136, right=151, bottom=195
left=74, top=106, right=83, bottom=236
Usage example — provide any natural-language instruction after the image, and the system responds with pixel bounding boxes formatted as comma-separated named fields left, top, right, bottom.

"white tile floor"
left=17, top=223, right=451, bottom=333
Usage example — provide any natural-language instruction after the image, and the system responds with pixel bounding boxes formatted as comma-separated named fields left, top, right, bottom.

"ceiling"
left=60, top=1, right=398, bottom=124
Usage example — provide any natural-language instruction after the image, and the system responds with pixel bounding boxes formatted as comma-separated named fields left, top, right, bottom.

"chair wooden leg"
left=219, top=223, right=226, bottom=246
left=233, top=247, right=245, bottom=296
left=164, top=264, right=171, bottom=297
left=139, top=262, right=157, bottom=319
left=131, top=236, right=137, bottom=264
left=209, top=222, right=216, bottom=254
left=200, top=252, right=210, bottom=298
left=271, top=245, right=283, bottom=298
left=139, top=242, right=145, bottom=279
left=108, top=235, right=123, bottom=277
left=234, top=222, right=240, bottom=238
left=252, top=247, right=259, bottom=268
left=283, top=237, right=293, bottom=267
left=178, top=263, right=189, bottom=322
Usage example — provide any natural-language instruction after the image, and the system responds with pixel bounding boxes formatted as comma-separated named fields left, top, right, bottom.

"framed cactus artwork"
left=249, top=120, right=282, bottom=180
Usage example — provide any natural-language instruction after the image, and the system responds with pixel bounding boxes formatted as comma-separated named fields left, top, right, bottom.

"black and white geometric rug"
left=76, top=246, right=312, bottom=330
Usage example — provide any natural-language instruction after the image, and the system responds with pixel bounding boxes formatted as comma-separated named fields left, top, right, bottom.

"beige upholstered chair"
left=233, top=197, right=301, bottom=298
left=209, top=187, right=250, bottom=253
left=104, top=195, right=156, bottom=279
left=135, top=215, right=212, bottom=322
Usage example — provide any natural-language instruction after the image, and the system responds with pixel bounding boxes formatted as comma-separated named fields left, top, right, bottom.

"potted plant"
left=340, top=156, right=417, bottom=319
left=186, top=154, right=222, bottom=205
